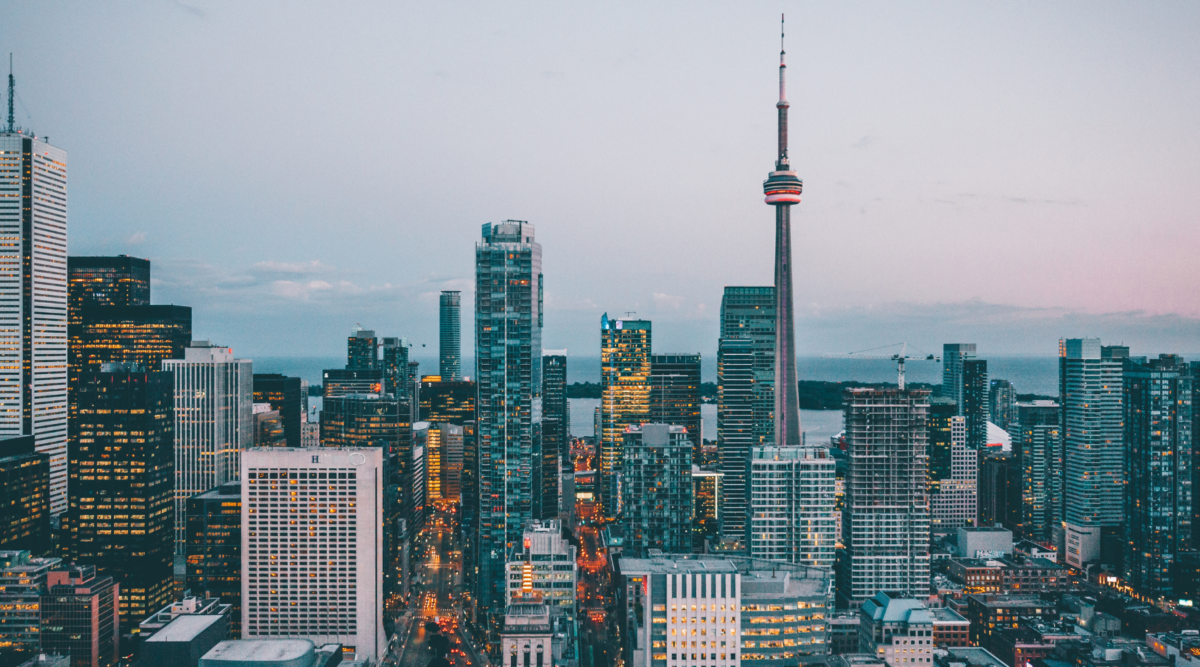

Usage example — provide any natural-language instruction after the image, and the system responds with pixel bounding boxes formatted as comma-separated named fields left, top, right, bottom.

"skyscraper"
left=67, top=363, right=174, bottom=629
left=542, top=352, right=569, bottom=498
left=440, top=291, right=462, bottom=381
left=1010, top=401, right=1059, bottom=541
left=0, top=129, right=68, bottom=514
left=599, top=314, right=650, bottom=518
left=67, top=255, right=150, bottom=316
left=0, top=435, right=49, bottom=554
left=927, top=406, right=977, bottom=533
left=989, top=379, right=1017, bottom=431
left=252, top=374, right=302, bottom=448
left=717, top=336, right=755, bottom=541
left=838, top=387, right=931, bottom=607
left=650, top=353, right=703, bottom=458
left=40, top=564, right=120, bottom=667
left=942, top=344, right=977, bottom=414
left=380, top=337, right=410, bottom=401
left=241, top=447, right=386, bottom=663
left=474, top=220, right=542, bottom=619
left=319, top=393, right=405, bottom=452
left=321, top=368, right=384, bottom=398
left=619, top=424, right=693, bottom=558
left=761, top=20, right=804, bottom=449
left=70, top=305, right=193, bottom=377
left=1123, top=355, right=1192, bottom=600
left=719, top=286, right=776, bottom=443
left=746, top=446, right=836, bottom=569
left=347, top=328, right=378, bottom=370
left=963, top=359, right=990, bottom=450
left=162, top=342, right=253, bottom=555
left=1058, top=338, right=1125, bottom=569
left=185, top=481, right=242, bottom=638
left=418, top=376, right=476, bottom=424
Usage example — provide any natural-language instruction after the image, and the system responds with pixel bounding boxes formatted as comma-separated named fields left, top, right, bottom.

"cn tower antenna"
left=6, top=54, right=14, bottom=134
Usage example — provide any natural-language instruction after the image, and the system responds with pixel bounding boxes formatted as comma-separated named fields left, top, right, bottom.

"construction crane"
left=822, top=342, right=940, bottom=390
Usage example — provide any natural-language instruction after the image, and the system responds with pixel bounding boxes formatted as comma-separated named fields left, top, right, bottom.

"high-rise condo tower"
left=762, top=17, right=803, bottom=446
left=440, top=291, right=462, bottom=381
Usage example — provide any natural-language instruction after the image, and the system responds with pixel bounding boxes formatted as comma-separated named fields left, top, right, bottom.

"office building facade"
left=0, top=132, right=68, bottom=516
left=0, top=436, right=50, bottom=554
left=67, top=255, right=150, bottom=315
left=380, top=337, right=410, bottom=401
left=473, top=219, right=543, bottom=619
left=322, top=368, right=384, bottom=398
left=241, top=447, right=386, bottom=663
left=347, top=329, right=377, bottom=370
left=942, top=344, right=977, bottom=415
left=69, top=305, right=192, bottom=379
left=440, top=290, right=462, bottom=380
left=67, top=365, right=174, bottom=628
left=650, top=353, right=703, bottom=458
left=162, top=342, right=253, bottom=554
left=418, top=376, right=476, bottom=424
left=40, top=564, right=120, bottom=667
left=252, top=374, right=302, bottom=448
left=620, top=424, right=693, bottom=557
left=505, top=519, right=578, bottom=616
left=1058, top=339, right=1125, bottom=569
left=1010, top=401, right=1059, bottom=541
left=542, top=352, right=569, bottom=483
left=1123, top=355, right=1193, bottom=600
left=719, top=286, right=776, bottom=444
left=599, top=314, right=651, bottom=518
left=717, top=336, right=755, bottom=542
left=838, top=388, right=931, bottom=607
left=0, top=550, right=62, bottom=653
left=186, top=482, right=242, bottom=638
left=747, top=446, right=836, bottom=569
left=963, top=360, right=989, bottom=450
left=989, top=380, right=1016, bottom=432
left=929, top=412, right=977, bottom=533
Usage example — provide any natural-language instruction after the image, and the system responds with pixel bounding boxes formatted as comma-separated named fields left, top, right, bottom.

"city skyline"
left=3, top=4, right=1198, bottom=358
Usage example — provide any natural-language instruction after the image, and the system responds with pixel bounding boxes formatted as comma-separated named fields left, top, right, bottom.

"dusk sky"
left=5, top=2, right=1199, bottom=360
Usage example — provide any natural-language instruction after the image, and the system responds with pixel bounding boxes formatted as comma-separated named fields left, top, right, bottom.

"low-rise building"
left=991, top=620, right=1091, bottom=667
left=506, top=520, right=578, bottom=617
left=946, top=560, right=1002, bottom=595
left=829, top=613, right=861, bottom=655
left=932, top=647, right=1007, bottom=667
left=965, top=595, right=1056, bottom=657
left=0, top=551, right=62, bottom=653
left=858, top=593, right=969, bottom=667
left=39, top=564, right=120, bottom=667
left=198, top=639, right=348, bottom=667
left=997, top=556, right=1069, bottom=594
left=956, top=528, right=1013, bottom=559
left=139, top=593, right=232, bottom=645
left=1147, top=632, right=1200, bottom=667
left=618, top=553, right=832, bottom=667
left=142, top=614, right=229, bottom=667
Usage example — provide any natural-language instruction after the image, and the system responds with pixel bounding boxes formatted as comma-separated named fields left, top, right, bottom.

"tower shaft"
left=774, top=203, right=801, bottom=445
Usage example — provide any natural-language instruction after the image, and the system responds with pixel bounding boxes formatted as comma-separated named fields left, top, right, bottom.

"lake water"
left=568, top=399, right=844, bottom=444
left=253, top=355, right=1062, bottom=397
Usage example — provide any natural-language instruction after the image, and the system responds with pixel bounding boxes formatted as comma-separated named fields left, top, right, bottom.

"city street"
left=385, top=506, right=482, bottom=667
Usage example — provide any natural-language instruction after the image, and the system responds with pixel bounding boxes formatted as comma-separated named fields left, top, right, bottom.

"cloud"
left=253, top=260, right=332, bottom=276
left=127, top=232, right=146, bottom=244
left=176, top=2, right=206, bottom=18
left=653, top=292, right=684, bottom=310
left=850, top=135, right=879, bottom=149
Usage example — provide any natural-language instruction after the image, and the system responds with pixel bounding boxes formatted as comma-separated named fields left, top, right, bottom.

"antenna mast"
left=6, top=54, right=14, bottom=134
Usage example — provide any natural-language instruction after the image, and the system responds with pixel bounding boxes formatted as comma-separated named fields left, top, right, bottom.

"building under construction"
left=836, top=387, right=931, bottom=608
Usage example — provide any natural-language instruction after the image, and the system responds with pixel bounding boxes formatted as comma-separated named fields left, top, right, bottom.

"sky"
left=4, top=2, right=1199, bottom=361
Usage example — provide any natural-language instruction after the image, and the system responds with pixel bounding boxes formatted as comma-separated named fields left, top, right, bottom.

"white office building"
left=163, top=342, right=253, bottom=553
left=0, top=131, right=68, bottom=514
left=930, top=417, right=977, bottom=530
left=241, top=447, right=386, bottom=663
left=746, top=446, right=837, bottom=570
left=506, top=520, right=578, bottom=616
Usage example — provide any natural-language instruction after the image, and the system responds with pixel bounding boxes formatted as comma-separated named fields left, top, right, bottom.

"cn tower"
left=763, top=15, right=803, bottom=446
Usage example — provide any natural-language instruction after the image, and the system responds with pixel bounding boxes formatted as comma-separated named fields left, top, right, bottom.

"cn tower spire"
left=763, top=15, right=803, bottom=447
left=777, top=14, right=789, bottom=168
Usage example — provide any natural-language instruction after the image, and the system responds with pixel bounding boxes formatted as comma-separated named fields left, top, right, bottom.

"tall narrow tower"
left=763, top=16, right=803, bottom=446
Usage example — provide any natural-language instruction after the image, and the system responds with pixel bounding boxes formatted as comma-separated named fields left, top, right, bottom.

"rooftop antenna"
left=6, top=54, right=14, bottom=134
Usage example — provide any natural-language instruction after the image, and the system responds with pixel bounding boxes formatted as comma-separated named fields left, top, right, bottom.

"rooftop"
left=146, top=614, right=225, bottom=643
left=201, top=639, right=314, bottom=664
left=936, top=647, right=1008, bottom=667
left=620, top=556, right=739, bottom=575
